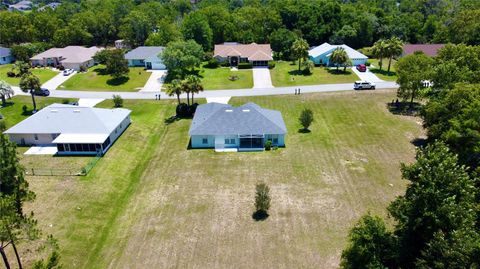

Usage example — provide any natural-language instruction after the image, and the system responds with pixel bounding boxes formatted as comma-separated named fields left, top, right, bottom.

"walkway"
left=252, top=67, right=273, bottom=88
left=41, top=71, right=76, bottom=90
left=140, top=70, right=167, bottom=93
left=351, top=67, right=383, bottom=83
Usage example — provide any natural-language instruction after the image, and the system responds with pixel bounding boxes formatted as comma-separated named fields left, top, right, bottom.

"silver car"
left=354, top=81, right=376, bottom=90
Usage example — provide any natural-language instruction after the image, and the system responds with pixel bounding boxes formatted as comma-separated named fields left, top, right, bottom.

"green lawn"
left=163, top=65, right=253, bottom=91
left=270, top=61, right=360, bottom=87
left=369, top=58, right=397, bottom=81
left=0, top=64, right=59, bottom=86
left=59, top=65, right=151, bottom=92
left=17, top=90, right=424, bottom=268
left=199, top=66, right=253, bottom=90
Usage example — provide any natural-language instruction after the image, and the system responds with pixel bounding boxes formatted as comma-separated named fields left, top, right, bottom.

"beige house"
left=214, top=43, right=273, bottom=67
left=30, top=46, right=103, bottom=71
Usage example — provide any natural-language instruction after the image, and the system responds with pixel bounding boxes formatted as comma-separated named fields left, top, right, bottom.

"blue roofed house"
left=309, top=43, right=368, bottom=67
left=189, top=102, right=287, bottom=152
left=124, top=46, right=166, bottom=70
left=0, top=47, right=14, bottom=65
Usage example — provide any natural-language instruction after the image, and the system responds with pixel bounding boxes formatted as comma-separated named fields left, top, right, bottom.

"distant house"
left=309, top=43, right=368, bottom=66
left=402, top=44, right=445, bottom=57
left=8, top=0, right=32, bottom=11
left=4, top=104, right=131, bottom=155
left=38, top=2, right=61, bottom=11
left=189, top=102, right=287, bottom=151
left=0, top=47, right=14, bottom=65
left=124, top=46, right=166, bottom=70
left=30, top=46, right=103, bottom=71
left=114, top=39, right=129, bottom=50
left=214, top=43, right=273, bottom=67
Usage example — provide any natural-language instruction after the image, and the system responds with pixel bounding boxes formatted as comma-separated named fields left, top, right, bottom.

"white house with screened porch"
left=189, top=102, right=287, bottom=152
left=4, top=104, right=131, bottom=155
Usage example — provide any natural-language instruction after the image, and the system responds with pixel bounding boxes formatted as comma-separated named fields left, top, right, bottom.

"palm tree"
left=0, top=80, right=14, bottom=107
left=330, top=47, right=349, bottom=72
left=291, top=38, right=309, bottom=71
left=385, top=37, right=403, bottom=73
left=183, top=75, right=203, bottom=105
left=165, top=79, right=183, bottom=105
left=19, top=74, right=41, bottom=112
left=372, top=39, right=387, bottom=70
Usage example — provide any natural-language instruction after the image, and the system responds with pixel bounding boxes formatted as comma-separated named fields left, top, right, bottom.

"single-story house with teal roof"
left=308, top=43, right=368, bottom=67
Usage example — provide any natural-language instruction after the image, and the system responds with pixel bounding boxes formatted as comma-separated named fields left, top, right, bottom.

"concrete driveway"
left=41, top=71, right=75, bottom=90
left=252, top=67, right=273, bottom=88
left=140, top=70, right=167, bottom=92
left=351, top=67, right=383, bottom=83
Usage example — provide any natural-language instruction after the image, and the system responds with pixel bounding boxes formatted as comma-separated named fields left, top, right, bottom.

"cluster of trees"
left=0, top=133, right=61, bottom=268
left=342, top=44, right=480, bottom=268
left=371, top=37, right=404, bottom=72
left=1, top=0, right=479, bottom=55
left=93, top=49, right=129, bottom=78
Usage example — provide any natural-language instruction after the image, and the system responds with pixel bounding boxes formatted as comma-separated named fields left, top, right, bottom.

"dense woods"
left=1, top=0, right=479, bottom=51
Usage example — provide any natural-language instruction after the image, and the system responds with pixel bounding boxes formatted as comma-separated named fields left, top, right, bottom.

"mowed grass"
left=369, top=58, right=397, bottom=81
left=200, top=66, right=253, bottom=90
left=0, top=64, right=59, bottom=86
left=270, top=61, right=360, bottom=87
left=59, top=65, right=151, bottom=92
left=22, top=91, right=423, bottom=268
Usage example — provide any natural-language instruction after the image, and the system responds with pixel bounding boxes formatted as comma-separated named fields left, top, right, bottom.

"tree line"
left=1, top=0, right=479, bottom=57
left=341, top=44, right=480, bottom=268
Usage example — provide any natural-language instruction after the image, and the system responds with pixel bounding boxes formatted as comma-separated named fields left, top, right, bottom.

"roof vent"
left=242, top=109, right=250, bottom=112
left=50, top=109, right=58, bottom=113
left=73, top=109, right=81, bottom=113
left=225, top=109, right=233, bottom=112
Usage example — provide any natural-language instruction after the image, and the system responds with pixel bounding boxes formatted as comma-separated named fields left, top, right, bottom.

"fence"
left=25, top=153, right=103, bottom=177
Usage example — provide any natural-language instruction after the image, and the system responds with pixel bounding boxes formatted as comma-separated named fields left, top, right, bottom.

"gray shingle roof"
left=124, top=46, right=164, bottom=60
left=0, top=47, right=11, bottom=57
left=189, top=103, right=287, bottom=136
left=4, top=104, right=131, bottom=135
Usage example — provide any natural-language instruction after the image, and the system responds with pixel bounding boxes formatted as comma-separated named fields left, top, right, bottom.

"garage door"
left=148, top=60, right=166, bottom=70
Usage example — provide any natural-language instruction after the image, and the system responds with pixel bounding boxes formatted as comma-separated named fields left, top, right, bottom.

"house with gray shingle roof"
left=0, top=47, right=14, bottom=65
left=4, top=104, right=131, bottom=155
left=124, top=46, right=165, bottom=70
left=214, top=43, right=273, bottom=67
left=30, top=46, right=103, bottom=71
left=189, top=102, right=287, bottom=151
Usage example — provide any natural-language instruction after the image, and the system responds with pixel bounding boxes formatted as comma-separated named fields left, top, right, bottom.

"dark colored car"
left=34, top=88, right=50, bottom=96
left=356, top=64, right=367, bottom=72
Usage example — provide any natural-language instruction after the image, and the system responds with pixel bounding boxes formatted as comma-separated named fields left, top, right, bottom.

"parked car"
left=34, top=88, right=50, bottom=96
left=63, top=69, right=74, bottom=76
left=356, top=64, right=367, bottom=72
left=354, top=81, right=376, bottom=90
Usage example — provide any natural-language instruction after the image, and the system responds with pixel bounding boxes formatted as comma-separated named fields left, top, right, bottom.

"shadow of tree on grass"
left=371, top=68, right=396, bottom=77
left=106, top=76, right=130, bottom=86
left=252, top=210, right=269, bottom=221
left=387, top=101, right=422, bottom=116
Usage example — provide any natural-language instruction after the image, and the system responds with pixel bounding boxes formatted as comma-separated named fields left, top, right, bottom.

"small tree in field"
left=254, top=183, right=271, bottom=219
left=112, top=95, right=123, bottom=107
left=299, top=108, right=314, bottom=131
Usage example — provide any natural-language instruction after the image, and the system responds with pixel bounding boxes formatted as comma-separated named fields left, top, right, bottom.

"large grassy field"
left=59, top=65, right=150, bottom=92
left=369, top=58, right=398, bottom=81
left=270, top=61, right=360, bottom=87
left=0, top=64, right=59, bottom=86
left=17, top=90, right=423, bottom=268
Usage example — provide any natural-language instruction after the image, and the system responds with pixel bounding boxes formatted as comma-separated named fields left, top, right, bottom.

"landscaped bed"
left=369, top=58, right=397, bottom=81
left=59, top=65, right=151, bottom=92
left=17, top=90, right=423, bottom=268
left=270, top=61, right=360, bottom=87
left=0, top=64, right=59, bottom=86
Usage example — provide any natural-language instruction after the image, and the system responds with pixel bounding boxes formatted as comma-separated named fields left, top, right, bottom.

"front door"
left=146, top=62, right=152, bottom=69
left=230, top=57, right=239, bottom=67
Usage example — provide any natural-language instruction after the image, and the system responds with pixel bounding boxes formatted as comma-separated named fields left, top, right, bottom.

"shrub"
left=22, top=105, right=28, bottom=114
left=268, top=61, right=276, bottom=69
left=238, top=62, right=253, bottom=69
left=57, top=65, right=65, bottom=71
left=228, top=75, right=239, bottom=81
left=220, top=61, right=230, bottom=67
left=79, top=65, right=87, bottom=72
left=205, top=58, right=219, bottom=68
left=112, top=94, right=123, bottom=107
left=7, top=71, right=16, bottom=77
left=365, top=60, right=371, bottom=67
left=62, top=99, right=70, bottom=104
left=265, top=140, right=272, bottom=150
left=255, top=183, right=271, bottom=213
left=299, top=108, right=314, bottom=131
left=302, top=60, right=314, bottom=75
left=203, top=51, right=213, bottom=62
left=176, top=103, right=198, bottom=118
